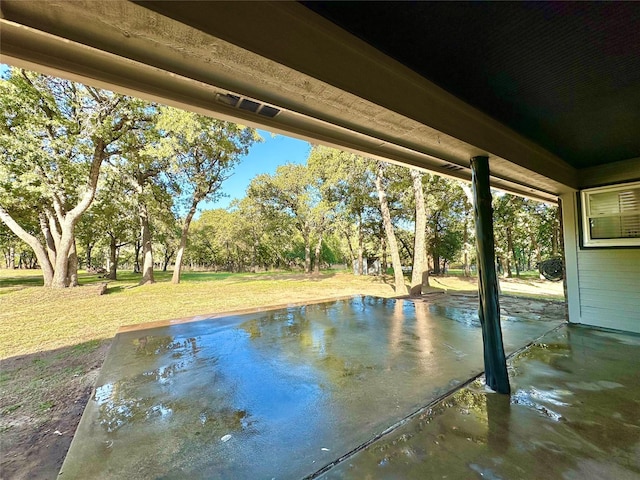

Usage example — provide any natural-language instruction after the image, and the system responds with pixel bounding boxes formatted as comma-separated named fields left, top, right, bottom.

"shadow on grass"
left=104, top=285, right=126, bottom=295
left=0, top=272, right=45, bottom=288
left=1, top=269, right=353, bottom=297
left=292, top=271, right=341, bottom=281
left=179, top=271, right=240, bottom=282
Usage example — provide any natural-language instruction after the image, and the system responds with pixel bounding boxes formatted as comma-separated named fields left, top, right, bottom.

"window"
left=581, top=181, right=640, bottom=247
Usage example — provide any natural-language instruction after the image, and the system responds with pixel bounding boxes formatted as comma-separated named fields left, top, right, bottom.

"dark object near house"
left=539, top=257, right=564, bottom=282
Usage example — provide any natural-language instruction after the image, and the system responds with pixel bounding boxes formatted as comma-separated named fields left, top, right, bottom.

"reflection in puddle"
left=511, top=388, right=565, bottom=422
left=565, top=380, right=624, bottom=391
left=469, top=463, right=504, bottom=480
left=61, top=296, right=565, bottom=480
left=430, top=304, right=481, bottom=327
left=94, top=336, right=208, bottom=433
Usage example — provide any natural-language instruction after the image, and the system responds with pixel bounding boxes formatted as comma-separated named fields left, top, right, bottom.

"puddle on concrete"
left=319, top=325, right=640, bottom=479
left=59, top=296, right=563, bottom=479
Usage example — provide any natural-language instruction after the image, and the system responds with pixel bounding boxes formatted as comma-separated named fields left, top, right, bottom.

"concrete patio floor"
left=57, top=295, right=639, bottom=479
left=320, top=324, right=640, bottom=480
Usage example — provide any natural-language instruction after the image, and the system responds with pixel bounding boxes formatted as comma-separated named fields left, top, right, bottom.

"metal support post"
left=471, top=156, right=510, bottom=394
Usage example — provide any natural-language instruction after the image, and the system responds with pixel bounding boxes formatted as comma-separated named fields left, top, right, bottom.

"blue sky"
left=203, top=130, right=311, bottom=211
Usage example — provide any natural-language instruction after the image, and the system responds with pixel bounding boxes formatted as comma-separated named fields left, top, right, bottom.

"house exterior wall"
left=561, top=192, right=640, bottom=333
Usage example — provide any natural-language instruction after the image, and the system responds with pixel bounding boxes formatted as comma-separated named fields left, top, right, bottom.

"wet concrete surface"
left=320, top=325, right=640, bottom=480
left=59, top=295, right=566, bottom=479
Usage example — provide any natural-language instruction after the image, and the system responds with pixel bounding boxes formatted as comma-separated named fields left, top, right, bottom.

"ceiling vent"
left=441, top=163, right=465, bottom=172
left=216, top=93, right=281, bottom=118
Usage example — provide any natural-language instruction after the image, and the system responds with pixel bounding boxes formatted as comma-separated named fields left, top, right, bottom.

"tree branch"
left=67, top=140, right=106, bottom=222
left=0, top=204, right=54, bottom=284
left=85, top=85, right=105, bottom=104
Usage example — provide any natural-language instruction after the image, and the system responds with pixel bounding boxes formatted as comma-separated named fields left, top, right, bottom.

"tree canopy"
left=1, top=68, right=561, bottom=291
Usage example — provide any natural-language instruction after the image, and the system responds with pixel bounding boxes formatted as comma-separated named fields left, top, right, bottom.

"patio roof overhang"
left=6, top=1, right=636, bottom=203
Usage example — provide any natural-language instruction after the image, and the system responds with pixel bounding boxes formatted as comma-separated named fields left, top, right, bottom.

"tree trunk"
left=463, top=216, right=471, bottom=276
left=303, top=230, right=312, bottom=274
left=133, top=239, right=141, bottom=273
left=67, top=239, right=79, bottom=287
left=505, top=227, right=514, bottom=278
left=313, top=232, right=323, bottom=275
left=85, top=241, right=93, bottom=270
left=51, top=226, right=73, bottom=287
left=39, top=213, right=57, bottom=268
left=381, top=231, right=388, bottom=274
left=374, top=162, right=408, bottom=295
left=251, top=233, right=259, bottom=273
left=139, top=202, right=155, bottom=285
left=341, top=227, right=356, bottom=272
left=162, top=247, right=173, bottom=272
left=531, top=232, right=542, bottom=268
left=9, top=246, right=15, bottom=269
left=460, top=183, right=475, bottom=277
left=552, top=207, right=560, bottom=256
left=410, top=169, right=429, bottom=295
left=51, top=145, right=106, bottom=287
left=107, top=235, right=117, bottom=280
left=357, top=214, right=364, bottom=275
left=510, top=230, right=520, bottom=276
left=172, top=203, right=198, bottom=284
left=47, top=213, right=62, bottom=254
left=397, top=234, right=413, bottom=261
left=432, top=244, right=441, bottom=274
left=51, top=225, right=75, bottom=287
left=1, top=206, right=54, bottom=286
left=432, top=218, right=441, bottom=275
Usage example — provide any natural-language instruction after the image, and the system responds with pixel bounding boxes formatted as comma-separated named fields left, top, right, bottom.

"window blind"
left=581, top=182, right=640, bottom=246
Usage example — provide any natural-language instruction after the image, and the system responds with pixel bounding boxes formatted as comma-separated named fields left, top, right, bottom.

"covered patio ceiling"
left=303, top=2, right=640, bottom=171
left=1, top=1, right=639, bottom=201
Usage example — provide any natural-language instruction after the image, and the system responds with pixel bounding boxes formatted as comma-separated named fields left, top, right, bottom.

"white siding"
left=576, top=248, right=640, bottom=332
left=562, top=192, right=640, bottom=333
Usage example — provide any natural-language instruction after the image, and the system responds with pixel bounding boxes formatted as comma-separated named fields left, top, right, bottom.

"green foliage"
left=147, top=107, right=261, bottom=282
left=1, top=68, right=561, bottom=284
left=247, top=163, right=327, bottom=272
left=434, top=227, right=464, bottom=267
left=0, top=68, right=148, bottom=213
left=153, top=107, right=260, bottom=207
left=0, top=67, right=155, bottom=286
left=424, top=176, right=468, bottom=272
left=307, top=147, right=382, bottom=271
left=494, top=194, right=559, bottom=276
